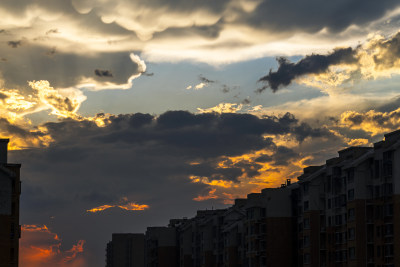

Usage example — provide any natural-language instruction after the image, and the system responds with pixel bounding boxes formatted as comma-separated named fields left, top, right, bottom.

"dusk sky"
left=2, top=0, right=400, bottom=266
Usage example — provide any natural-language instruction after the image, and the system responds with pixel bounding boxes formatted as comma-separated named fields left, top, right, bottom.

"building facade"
left=106, top=233, right=145, bottom=267
left=0, top=139, right=21, bottom=267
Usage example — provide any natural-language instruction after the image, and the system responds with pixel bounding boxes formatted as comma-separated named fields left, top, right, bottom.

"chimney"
left=0, top=139, right=9, bottom=164
left=287, top=179, right=291, bottom=186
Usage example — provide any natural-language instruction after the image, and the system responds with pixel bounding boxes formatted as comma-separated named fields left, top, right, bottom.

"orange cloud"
left=20, top=224, right=86, bottom=267
left=193, top=188, right=219, bottom=201
left=86, top=199, right=149, bottom=213
left=117, top=202, right=149, bottom=211
left=189, top=146, right=309, bottom=204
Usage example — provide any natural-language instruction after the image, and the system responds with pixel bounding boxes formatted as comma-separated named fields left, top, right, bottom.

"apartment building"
left=221, top=199, right=246, bottom=267
left=0, top=139, right=21, bottom=267
left=245, top=183, right=297, bottom=267
left=178, top=209, right=227, bottom=267
left=297, top=130, right=400, bottom=267
left=106, top=129, right=400, bottom=267
left=146, top=226, right=178, bottom=267
left=106, top=233, right=145, bottom=267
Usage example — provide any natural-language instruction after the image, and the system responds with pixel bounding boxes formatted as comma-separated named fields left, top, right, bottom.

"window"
left=382, top=183, right=393, bottom=196
left=303, top=183, right=309, bottom=195
left=335, top=215, right=342, bottom=226
left=347, top=169, right=355, bottom=183
left=304, top=218, right=310, bottom=229
left=304, top=201, right=309, bottom=211
left=304, top=235, right=310, bottom=248
left=385, top=244, right=394, bottom=257
left=384, top=224, right=393, bottom=237
left=349, top=247, right=356, bottom=260
left=261, top=208, right=266, bottom=218
left=374, top=185, right=380, bottom=198
left=348, top=189, right=354, bottom=201
left=304, top=253, right=310, bottom=264
left=327, top=199, right=331, bottom=209
left=376, top=225, right=381, bottom=237
left=348, top=228, right=355, bottom=240
left=10, top=248, right=14, bottom=261
left=10, top=223, right=15, bottom=239
left=384, top=204, right=393, bottom=217
left=374, top=160, right=380, bottom=178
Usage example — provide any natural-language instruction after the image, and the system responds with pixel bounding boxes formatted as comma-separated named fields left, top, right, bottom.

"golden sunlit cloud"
left=197, top=103, right=244, bottom=114
left=86, top=198, right=149, bottom=213
left=20, top=224, right=86, bottom=267
left=188, top=146, right=308, bottom=204
left=29, top=80, right=85, bottom=119
left=296, top=32, right=400, bottom=92
left=340, top=108, right=400, bottom=136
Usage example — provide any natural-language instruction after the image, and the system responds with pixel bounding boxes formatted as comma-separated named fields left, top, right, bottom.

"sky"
left=2, top=0, right=400, bottom=266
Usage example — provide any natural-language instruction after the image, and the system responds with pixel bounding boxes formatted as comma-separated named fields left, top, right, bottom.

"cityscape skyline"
left=105, top=129, right=400, bottom=267
left=2, top=0, right=400, bottom=266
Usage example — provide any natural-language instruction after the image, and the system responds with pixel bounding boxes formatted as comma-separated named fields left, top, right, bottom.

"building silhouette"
left=106, top=129, right=400, bottom=267
left=0, top=139, right=21, bottom=267
left=106, top=233, right=145, bottom=267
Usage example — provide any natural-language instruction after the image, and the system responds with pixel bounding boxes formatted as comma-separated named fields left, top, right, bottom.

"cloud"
left=9, top=109, right=352, bottom=266
left=94, top=69, right=113, bottom=78
left=0, top=39, right=146, bottom=91
left=199, top=75, right=215, bottom=84
left=29, top=80, right=85, bottom=119
left=197, top=103, right=243, bottom=113
left=20, top=224, right=86, bottom=267
left=195, top=82, right=207, bottom=89
left=87, top=197, right=149, bottom=213
left=340, top=107, right=400, bottom=136
left=258, top=31, right=400, bottom=93
left=45, top=29, right=59, bottom=35
left=7, top=40, right=22, bottom=48
left=0, top=0, right=398, bottom=66
left=257, top=47, right=358, bottom=92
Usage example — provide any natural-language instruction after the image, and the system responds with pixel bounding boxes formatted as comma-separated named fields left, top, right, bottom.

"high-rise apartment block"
left=106, top=129, right=400, bottom=267
left=106, top=233, right=145, bottom=267
left=0, top=139, right=21, bottom=267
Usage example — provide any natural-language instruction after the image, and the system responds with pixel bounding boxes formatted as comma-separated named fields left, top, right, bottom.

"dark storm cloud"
left=246, top=0, right=399, bottom=33
left=9, top=110, right=338, bottom=266
left=0, top=118, right=41, bottom=138
left=7, top=40, right=22, bottom=48
left=37, top=111, right=333, bottom=182
left=272, top=146, right=299, bottom=166
left=94, top=69, right=113, bottom=78
left=0, top=46, right=142, bottom=90
left=257, top=47, right=358, bottom=92
left=255, top=154, right=273, bottom=163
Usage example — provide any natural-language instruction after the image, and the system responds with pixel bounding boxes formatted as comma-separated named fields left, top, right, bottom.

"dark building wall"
left=108, top=233, right=145, bottom=267
left=0, top=160, right=21, bottom=267
left=265, top=217, right=294, bottom=267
